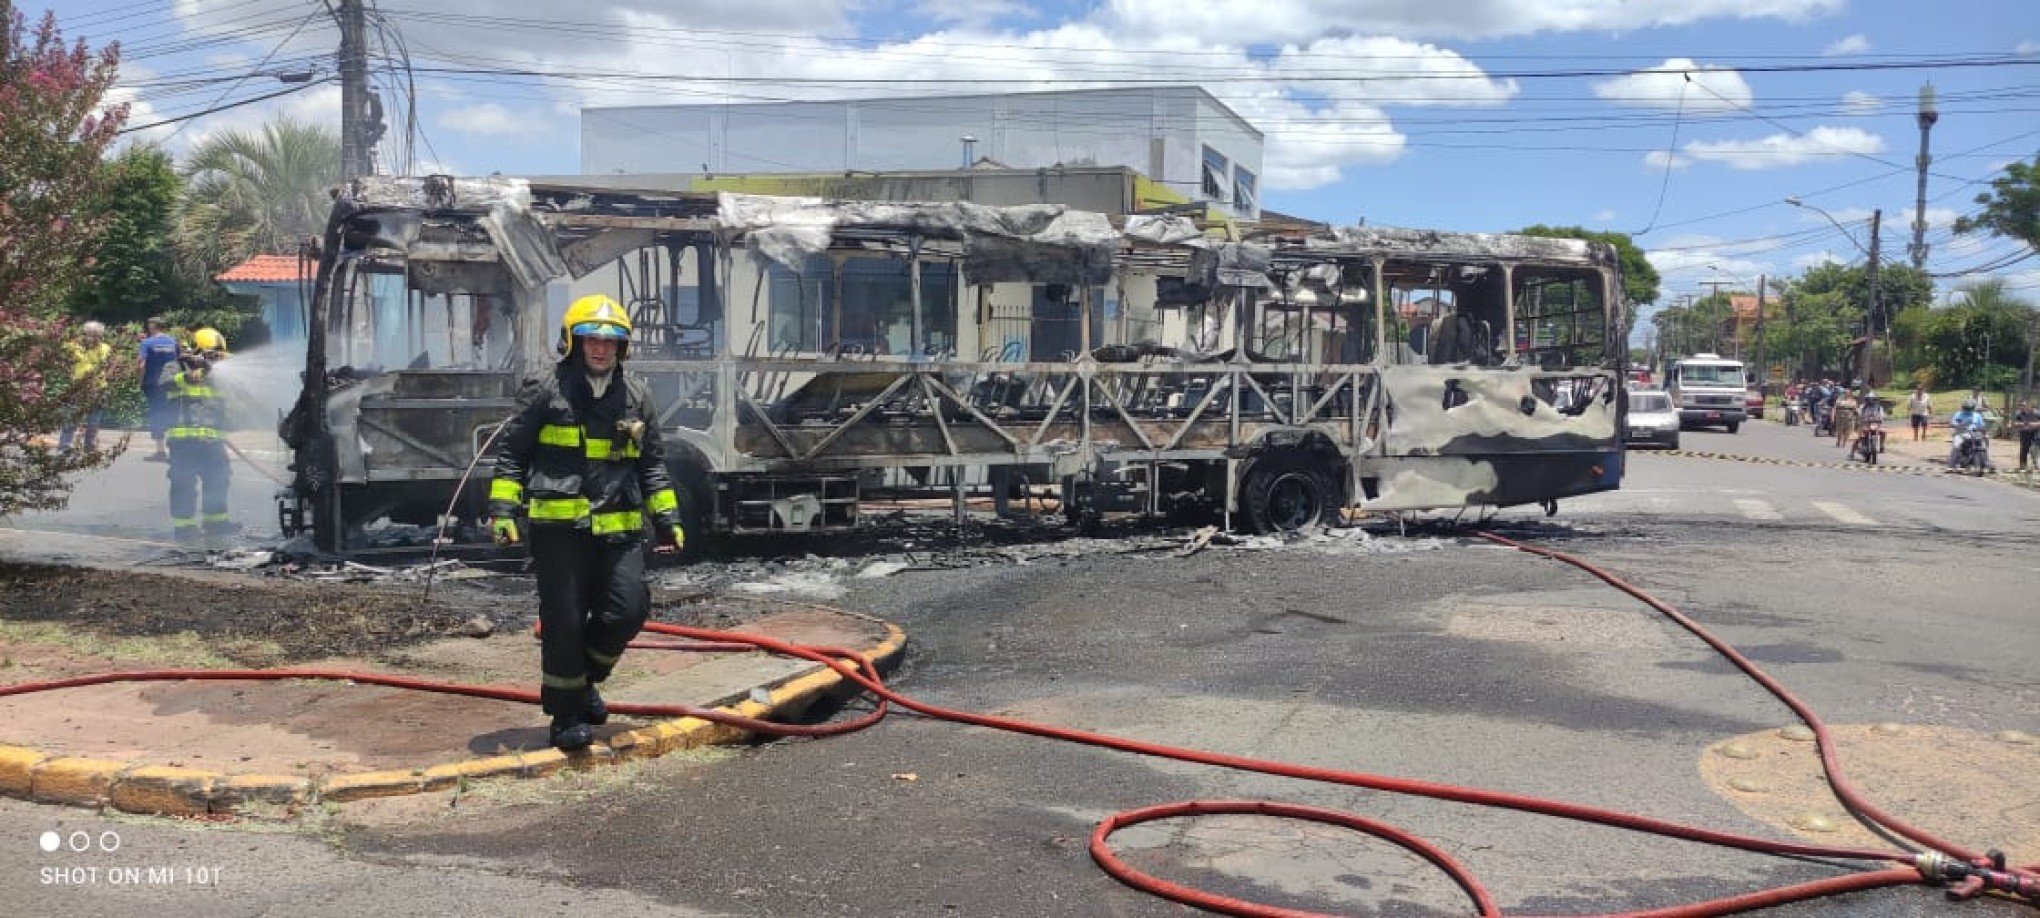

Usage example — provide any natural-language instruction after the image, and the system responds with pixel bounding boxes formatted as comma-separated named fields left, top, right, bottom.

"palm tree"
left=177, top=116, right=339, bottom=272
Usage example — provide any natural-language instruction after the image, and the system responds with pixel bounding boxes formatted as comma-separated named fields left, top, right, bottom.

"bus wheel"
left=1240, top=451, right=1342, bottom=534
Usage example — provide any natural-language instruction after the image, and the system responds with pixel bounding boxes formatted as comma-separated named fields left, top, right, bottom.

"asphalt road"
left=3, top=418, right=2036, bottom=917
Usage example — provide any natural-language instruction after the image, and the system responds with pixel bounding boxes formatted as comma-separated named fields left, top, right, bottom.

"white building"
left=580, top=86, right=1265, bottom=220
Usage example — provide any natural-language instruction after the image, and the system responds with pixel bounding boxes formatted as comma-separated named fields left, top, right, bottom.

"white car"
left=1626, top=389, right=1680, bottom=449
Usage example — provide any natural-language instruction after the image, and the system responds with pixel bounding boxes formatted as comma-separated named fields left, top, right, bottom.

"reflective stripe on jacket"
left=487, top=364, right=681, bottom=538
left=156, top=360, right=226, bottom=440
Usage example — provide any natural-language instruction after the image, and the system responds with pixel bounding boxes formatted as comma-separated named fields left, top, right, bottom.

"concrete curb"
left=0, top=621, right=906, bottom=818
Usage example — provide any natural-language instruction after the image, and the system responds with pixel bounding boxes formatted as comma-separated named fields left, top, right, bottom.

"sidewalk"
left=0, top=548, right=905, bottom=817
left=1880, top=425, right=2030, bottom=472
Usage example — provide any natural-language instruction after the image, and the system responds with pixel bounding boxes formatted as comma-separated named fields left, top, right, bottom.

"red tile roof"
left=216, top=254, right=315, bottom=284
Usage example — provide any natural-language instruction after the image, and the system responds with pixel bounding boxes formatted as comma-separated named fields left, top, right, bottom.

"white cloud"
left=1841, top=91, right=1884, bottom=115
left=179, top=84, right=343, bottom=151
left=1644, top=234, right=1785, bottom=305
left=575, top=21, right=1512, bottom=190
left=439, top=103, right=527, bottom=137
left=102, top=63, right=172, bottom=147
left=910, top=0, right=1037, bottom=28
left=1793, top=250, right=1843, bottom=269
left=1593, top=59, right=1753, bottom=112
left=1097, top=0, right=1844, bottom=43
left=1820, top=205, right=1958, bottom=232
left=1593, top=209, right=1617, bottom=223
left=1822, top=34, right=1872, bottom=56
left=1676, top=126, right=1886, bottom=170
left=1643, top=149, right=1692, bottom=170
left=2016, top=40, right=2039, bottom=58
left=153, top=1, right=1509, bottom=189
left=1265, top=36, right=1518, bottom=106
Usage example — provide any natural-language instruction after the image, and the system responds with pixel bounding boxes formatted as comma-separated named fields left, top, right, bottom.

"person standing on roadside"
left=138, top=317, right=180, bottom=462
left=487, top=295, right=688, bottom=751
left=1907, top=386, right=1931, bottom=442
left=2015, top=400, right=2039, bottom=470
left=58, top=321, right=112, bottom=453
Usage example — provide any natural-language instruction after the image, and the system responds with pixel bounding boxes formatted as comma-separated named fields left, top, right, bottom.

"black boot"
left=584, top=685, right=608, bottom=726
left=549, top=715, right=594, bottom=751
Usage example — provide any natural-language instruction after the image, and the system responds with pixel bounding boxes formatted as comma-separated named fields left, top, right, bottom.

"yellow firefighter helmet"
left=191, top=327, right=228, bottom=354
left=558, top=294, right=633, bottom=358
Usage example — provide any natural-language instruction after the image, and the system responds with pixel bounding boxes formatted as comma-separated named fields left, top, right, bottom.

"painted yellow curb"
left=0, top=620, right=906, bottom=818
left=32, top=757, right=127, bottom=807
left=109, top=766, right=215, bottom=817
left=0, top=744, right=49, bottom=797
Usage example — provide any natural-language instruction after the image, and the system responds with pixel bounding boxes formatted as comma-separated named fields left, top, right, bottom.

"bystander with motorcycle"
left=1947, top=399, right=1994, bottom=474
left=1851, top=391, right=1888, bottom=464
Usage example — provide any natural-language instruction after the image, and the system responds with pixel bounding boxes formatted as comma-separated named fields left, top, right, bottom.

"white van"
left=1666, top=354, right=1748, bottom=433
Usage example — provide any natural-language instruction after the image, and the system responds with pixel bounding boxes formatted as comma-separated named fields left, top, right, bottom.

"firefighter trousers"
left=167, top=438, right=231, bottom=543
left=530, top=527, right=649, bottom=717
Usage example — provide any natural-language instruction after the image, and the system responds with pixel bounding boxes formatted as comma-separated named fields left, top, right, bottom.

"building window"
left=1232, top=166, right=1257, bottom=214
left=1201, top=145, right=1229, bottom=202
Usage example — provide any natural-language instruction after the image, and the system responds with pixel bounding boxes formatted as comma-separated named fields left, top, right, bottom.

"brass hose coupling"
left=1916, top=850, right=2039, bottom=903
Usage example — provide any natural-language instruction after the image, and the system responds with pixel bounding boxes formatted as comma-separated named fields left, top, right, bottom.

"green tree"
left=1920, top=279, right=2035, bottom=390
left=1516, top=225, right=1661, bottom=306
left=177, top=115, right=339, bottom=274
left=1953, top=153, right=2039, bottom=250
left=0, top=3, right=128, bottom=514
left=68, top=143, right=183, bottom=326
left=0, top=2, right=121, bottom=318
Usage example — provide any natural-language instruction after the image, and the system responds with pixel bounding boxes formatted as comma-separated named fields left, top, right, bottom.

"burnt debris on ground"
left=0, top=561, right=508, bottom=664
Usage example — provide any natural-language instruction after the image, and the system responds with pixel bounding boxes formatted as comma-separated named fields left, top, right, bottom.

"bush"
left=0, top=312, right=137, bottom=515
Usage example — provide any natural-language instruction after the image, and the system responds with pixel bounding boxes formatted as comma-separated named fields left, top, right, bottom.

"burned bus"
left=278, top=176, right=1624, bottom=552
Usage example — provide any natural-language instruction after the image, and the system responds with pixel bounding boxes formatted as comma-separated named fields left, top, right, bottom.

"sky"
left=47, top=0, right=2040, bottom=325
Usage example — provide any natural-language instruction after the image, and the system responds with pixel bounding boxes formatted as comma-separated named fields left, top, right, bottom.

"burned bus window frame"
left=1380, top=261, right=1505, bottom=367
left=1513, top=266, right=1609, bottom=369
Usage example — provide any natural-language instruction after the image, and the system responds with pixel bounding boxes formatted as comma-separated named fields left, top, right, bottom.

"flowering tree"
left=0, top=4, right=127, bottom=514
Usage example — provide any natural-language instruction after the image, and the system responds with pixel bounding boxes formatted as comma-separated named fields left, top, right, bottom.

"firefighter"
left=487, top=294, right=686, bottom=751
left=160, top=327, right=234, bottom=546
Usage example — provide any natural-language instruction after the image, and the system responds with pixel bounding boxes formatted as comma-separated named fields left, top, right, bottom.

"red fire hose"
left=1, top=531, right=2032, bottom=916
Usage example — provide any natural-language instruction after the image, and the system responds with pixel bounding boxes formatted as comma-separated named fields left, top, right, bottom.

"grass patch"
left=0, top=618, right=283, bottom=669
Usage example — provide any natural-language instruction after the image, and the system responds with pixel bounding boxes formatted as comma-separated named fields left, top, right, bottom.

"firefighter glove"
left=491, top=516, right=521, bottom=546
left=656, top=524, right=685, bottom=554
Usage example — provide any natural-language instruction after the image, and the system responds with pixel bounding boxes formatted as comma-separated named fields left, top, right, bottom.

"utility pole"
left=1908, top=83, right=1938, bottom=271
left=337, top=0, right=375, bottom=182
left=1753, top=274, right=1767, bottom=389
left=1699, top=281, right=1728, bottom=353
left=1861, top=209, right=1882, bottom=385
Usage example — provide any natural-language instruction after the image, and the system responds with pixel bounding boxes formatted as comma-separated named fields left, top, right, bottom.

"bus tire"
left=1239, top=450, right=1343, bottom=534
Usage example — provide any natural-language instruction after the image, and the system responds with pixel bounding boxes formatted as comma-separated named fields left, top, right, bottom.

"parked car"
left=1626, top=389, right=1680, bottom=449
left=1746, top=388, right=1765, bottom=419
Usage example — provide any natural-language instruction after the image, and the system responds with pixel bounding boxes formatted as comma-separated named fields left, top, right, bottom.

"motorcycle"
left=1784, top=401, right=1802, bottom=426
left=1812, top=401, right=1834, bottom=437
left=1851, top=418, right=1886, bottom=464
left=1950, top=427, right=1992, bottom=474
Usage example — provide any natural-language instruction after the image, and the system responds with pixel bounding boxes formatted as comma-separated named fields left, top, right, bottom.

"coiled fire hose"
left=1, top=531, right=2032, bottom=916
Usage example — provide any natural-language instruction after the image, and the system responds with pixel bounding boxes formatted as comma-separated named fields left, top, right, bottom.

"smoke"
left=206, top=345, right=304, bottom=436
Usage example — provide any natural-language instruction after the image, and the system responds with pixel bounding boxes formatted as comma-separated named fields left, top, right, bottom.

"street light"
left=1785, top=197, right=1884, bottom=385
left=1783, top=197, right=1871, bottom=257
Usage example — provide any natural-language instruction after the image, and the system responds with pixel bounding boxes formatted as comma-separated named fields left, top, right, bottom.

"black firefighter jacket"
left=489, top=363, right=682, bottom=540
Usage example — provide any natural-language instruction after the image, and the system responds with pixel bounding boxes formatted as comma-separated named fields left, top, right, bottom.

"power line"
left=156, top=7, right=325, bottom=145
left=117, top=78, right=332, bottom=135
left=400, top=56, right=2040, bottom=88
left=1630, top=72, right=1688, bottom=236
